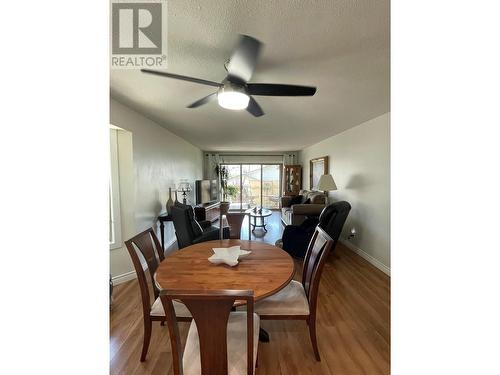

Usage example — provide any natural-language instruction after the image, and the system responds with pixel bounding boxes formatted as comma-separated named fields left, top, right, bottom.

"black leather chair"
left=278, top=201, right=351, bottom=259
left=171, top=202, right=228, bottom=249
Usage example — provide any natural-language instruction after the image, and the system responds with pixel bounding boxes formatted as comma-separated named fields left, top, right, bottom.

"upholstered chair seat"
left=150, top=298, right=191, bottom=318
left=254, top=280, right=309, bottom=316
left=182, top=312, right=260, bottom=375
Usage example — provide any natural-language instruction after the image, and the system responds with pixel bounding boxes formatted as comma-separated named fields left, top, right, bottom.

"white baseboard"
left=112, top=238, right=177, bottom=286
left=340, top=239, right=391, bottom=276
left=112, top=270, right=138, bottom=285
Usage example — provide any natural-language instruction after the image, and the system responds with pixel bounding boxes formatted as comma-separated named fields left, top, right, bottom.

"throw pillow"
left=290, top=195, right=303, bottom=205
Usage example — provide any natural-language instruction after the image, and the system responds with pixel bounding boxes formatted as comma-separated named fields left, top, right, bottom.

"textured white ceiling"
left=111, top=0, right=390, bottom=151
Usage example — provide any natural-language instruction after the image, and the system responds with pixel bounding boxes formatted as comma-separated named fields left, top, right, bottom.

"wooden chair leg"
left=307, top=317, right=321, bottom=361
left=160, top=320, right=165, bottom=326
left=140, top=319, right=152, bottom=362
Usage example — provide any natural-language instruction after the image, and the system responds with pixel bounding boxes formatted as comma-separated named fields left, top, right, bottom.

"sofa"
left=280, top=189, right=327, bottom=226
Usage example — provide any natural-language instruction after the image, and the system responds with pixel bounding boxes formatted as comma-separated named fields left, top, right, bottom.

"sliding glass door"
left=221, top=163, right=281, bottom=210
left=242, top=164, right=261, bottom=208
left=262, top=164, right=281, bottom=209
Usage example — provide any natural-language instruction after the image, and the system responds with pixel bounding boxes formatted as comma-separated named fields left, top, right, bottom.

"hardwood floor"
left=110, top=219, right=390, bottom=374
left=233, top=210, right=284, bottom=245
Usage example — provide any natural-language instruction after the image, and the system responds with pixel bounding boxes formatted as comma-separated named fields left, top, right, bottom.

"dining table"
left=154, top=239, right=295, bottom=341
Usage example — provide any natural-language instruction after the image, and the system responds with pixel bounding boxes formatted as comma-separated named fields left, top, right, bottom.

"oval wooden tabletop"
left=155, top=239, right=295, bottom=301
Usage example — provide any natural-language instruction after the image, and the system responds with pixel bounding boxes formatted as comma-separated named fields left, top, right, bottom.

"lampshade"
left=317, top=174, right=337, bottom=191
left=177, top=180, right=191, bottom=192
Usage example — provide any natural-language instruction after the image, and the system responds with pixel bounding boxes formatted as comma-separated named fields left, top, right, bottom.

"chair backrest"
left=124, top=228, right=164, bottom=316
left=161, top=290, right=255, bottom=375
left=317, top=201, right=351, bottom=244
left=302, top=201, right=351, bottom=312
left=171, top=203, right=204, bottom=249
left=301, top=227, right=333, bottom=304
left=225, top=212, right=246, bottom=239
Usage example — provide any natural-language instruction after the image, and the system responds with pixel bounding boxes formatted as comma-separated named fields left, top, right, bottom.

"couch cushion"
left=290, top=195, right=303, bottom=205
left=182, top=312, right=260, bottom=375
left=308, top=192, right=326, bottom=204
left=254, top=280, right=310, bottom=315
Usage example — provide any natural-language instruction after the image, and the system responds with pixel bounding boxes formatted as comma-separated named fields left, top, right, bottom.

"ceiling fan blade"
left=246, top=96, right=264, bottom=117
left=227, top=35, right=263, bottom=83
left=247, top=83, right=316, bottom=96
left=187, top=92, right=217, bottom=108
left=141, top=69, right=222, bottom=88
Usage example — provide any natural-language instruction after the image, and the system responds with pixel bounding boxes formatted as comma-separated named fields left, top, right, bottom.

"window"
left=109, top=129, right=122, bottom=250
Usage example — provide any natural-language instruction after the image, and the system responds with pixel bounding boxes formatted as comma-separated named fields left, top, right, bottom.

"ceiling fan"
left=141, top=34, right=317, bottom=117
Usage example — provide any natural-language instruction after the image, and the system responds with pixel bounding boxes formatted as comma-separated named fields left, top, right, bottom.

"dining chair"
left=160, top=289, right=260, bottom=375
left=253, top=226, right=333, bottom=361
left=125, top=228, right=192, bottom=362
left=225, top=212, right=248, bottom=239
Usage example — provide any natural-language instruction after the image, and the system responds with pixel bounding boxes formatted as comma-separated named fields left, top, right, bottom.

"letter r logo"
left=112, top=3, right=162, bottom=54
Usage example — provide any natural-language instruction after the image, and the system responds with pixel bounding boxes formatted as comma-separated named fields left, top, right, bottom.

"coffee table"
left=245, top=208, right=272, bottom=232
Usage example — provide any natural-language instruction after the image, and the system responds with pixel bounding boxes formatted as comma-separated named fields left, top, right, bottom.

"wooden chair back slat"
left=125, top=228, right=163, bottom=311
left=301, top=227, right=333, bottom=303
left=161, top=290, right=255, bottom=375
left=225, top=213, right=247, bottom=239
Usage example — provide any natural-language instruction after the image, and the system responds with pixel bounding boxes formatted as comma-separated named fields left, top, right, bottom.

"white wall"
left=110, top=99, right=203, bottom=281
left=300, top=113, right=390, bottom=272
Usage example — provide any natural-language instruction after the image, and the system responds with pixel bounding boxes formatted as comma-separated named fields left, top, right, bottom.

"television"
left=195, top=179, right=218, bottom=205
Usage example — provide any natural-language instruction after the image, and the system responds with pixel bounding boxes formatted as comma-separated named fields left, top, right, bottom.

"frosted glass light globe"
left=217, top=91, right=250, bottom=110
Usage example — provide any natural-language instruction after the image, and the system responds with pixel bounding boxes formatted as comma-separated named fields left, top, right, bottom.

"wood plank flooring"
left=230, top=210, right=284, bottom=245
left=110, top=220, right=390, bottom=374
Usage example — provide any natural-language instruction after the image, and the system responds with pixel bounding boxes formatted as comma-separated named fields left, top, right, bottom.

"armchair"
left=277, top=201, right=351, bottom=259
left=171, top=202, right=228, bottom=249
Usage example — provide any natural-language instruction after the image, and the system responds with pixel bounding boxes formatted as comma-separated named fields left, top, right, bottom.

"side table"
left=158, top=213, right=173, bottom=251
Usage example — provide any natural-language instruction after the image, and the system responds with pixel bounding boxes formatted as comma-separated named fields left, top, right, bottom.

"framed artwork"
left=309, top=156, right=329, bottom=190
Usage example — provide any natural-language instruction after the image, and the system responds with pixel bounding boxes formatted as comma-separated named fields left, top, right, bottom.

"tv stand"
left=194, top=201, right=220, bottom=223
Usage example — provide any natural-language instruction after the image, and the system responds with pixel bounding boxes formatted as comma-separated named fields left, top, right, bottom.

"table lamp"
left=177, top=179, right=192, bottom=204
left=317, top=174, right=337, bottom=203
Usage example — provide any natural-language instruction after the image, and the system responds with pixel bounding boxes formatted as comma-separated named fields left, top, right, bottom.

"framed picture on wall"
left=310, top=156, right=329, bottom=190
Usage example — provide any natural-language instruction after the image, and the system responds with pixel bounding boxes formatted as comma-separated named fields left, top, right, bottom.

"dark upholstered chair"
left=171, top=202, right=228, bottom=249
left=277, top=201, right=351, bottom=259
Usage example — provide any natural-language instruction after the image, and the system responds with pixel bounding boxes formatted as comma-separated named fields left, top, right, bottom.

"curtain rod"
left=205, top=153, right=294, bottom=156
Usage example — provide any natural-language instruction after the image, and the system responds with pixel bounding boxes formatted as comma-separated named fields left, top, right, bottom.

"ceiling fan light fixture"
left=217, top=90, right=249, bottom=110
